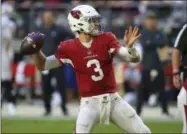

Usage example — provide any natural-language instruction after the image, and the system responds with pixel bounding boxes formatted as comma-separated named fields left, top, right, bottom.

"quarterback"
left=30, top=5, right=151, bottom=133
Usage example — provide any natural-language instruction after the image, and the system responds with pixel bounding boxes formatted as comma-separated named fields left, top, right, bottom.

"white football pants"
left=177, top=87, right=187, bottom=133
left=75, top=92, right=151, bottom=133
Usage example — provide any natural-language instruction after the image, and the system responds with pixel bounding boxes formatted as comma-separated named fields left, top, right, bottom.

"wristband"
left=128, top=47, right=138, bottom=57
left=172, top=69, right=180, bottom=75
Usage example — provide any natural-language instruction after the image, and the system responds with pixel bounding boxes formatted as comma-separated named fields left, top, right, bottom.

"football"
left=20, top=32, right=44, bottom=55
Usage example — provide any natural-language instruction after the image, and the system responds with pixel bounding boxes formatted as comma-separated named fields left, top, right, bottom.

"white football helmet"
left=68, top=5, right=101, bottom=36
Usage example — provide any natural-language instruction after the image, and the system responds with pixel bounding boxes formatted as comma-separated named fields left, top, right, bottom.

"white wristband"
left=118, top=46, right=140, bottom=62
left=128, top=47, right=139, bottom=58
left=172, top=69, right=180, bottom=74
left=118, top=47, right=131, bottom=61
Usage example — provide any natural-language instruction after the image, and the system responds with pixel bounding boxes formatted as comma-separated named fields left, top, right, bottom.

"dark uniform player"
left=172, top=24, right=187, bottom=133
left=137, top=12, right=169, bottom=115
left=36, top=10, right=73, bottom=116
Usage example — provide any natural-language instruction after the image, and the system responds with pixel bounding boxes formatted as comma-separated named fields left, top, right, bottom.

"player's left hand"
left=124, top=26, right=141, bottom=48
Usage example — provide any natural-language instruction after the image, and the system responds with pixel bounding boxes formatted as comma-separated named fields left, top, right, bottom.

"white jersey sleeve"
left=2, top=15, right=16, bottom=41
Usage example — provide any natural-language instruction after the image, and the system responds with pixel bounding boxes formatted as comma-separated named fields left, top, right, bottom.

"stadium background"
left=1, top=0, right=187, bottom=133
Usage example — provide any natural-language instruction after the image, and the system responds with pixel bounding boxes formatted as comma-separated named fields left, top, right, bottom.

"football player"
left=1, top=2, right=16, bottom=115
left=172, top=24, right=187, bottom=133
left=30, top=5, right=151, bottom=133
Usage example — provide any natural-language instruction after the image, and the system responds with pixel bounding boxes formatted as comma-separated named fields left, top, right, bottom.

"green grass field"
left=2, top=118, right=182, bottom=133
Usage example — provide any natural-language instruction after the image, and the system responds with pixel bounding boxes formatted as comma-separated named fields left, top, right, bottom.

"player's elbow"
left=38, top=67, right=44, bottom=71
left=35, top=59, right=45, bottom=71
left=36, top=63, right=45, bottom=71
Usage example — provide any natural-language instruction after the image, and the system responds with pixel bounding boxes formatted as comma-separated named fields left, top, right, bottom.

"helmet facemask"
left=86, top=16, right=103, bottom=35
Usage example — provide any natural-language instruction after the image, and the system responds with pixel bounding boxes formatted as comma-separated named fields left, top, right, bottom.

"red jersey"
left=55, top=32, right=120, bottom=97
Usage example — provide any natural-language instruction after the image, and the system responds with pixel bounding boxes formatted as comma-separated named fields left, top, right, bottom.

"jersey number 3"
left=87, top=59, right=104, bottom=81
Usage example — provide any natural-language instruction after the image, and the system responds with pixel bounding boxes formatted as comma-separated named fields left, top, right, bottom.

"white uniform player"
left=1, top=2, right=16, bottom=115
left=2, top=15, right=15, bottom=81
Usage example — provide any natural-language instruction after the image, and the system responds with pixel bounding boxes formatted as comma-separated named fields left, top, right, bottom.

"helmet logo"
left=71, top=10, right=82, bottom=19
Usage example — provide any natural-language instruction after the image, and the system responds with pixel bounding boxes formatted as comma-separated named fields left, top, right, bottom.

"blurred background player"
left=1, top=2, right=16, bottom=115
left=122, top=43, right=142, bottom=105
left=136, top=11, right=170, bottom=116
left=172, top=24, right=187, bottom=133
left=64, top=64, right=78, bottom=102
left=34, top=10, right=73, bottom=116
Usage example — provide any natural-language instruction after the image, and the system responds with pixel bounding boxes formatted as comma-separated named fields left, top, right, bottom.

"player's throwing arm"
left=20, top=32, right=61, bottom=71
